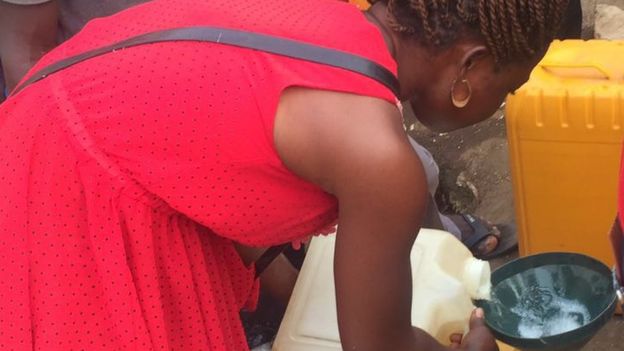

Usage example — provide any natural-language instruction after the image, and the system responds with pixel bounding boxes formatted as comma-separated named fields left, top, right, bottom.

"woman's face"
left=410, top=54, right=541, bottom=132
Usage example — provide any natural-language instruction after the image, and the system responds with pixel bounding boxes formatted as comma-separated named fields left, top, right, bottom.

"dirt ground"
left=405, top=106, right=623, bottom=351
left=406, top=105, right=513, bottom=225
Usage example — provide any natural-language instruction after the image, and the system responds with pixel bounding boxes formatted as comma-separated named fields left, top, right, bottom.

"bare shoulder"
left=275, top=87, right=402, bottom=141
left=273, top=87, right=421, bottom=197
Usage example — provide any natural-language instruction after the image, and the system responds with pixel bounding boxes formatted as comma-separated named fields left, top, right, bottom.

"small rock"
left=456, top=172, right=479, bottom=202
left=595, top=4, right=624, bottom=39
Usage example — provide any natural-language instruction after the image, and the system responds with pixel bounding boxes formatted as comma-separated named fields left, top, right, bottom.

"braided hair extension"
left=367, top=0, right=570, bottom=65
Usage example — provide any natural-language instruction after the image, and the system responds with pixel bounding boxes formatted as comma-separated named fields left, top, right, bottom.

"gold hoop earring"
left=451, top=78, right=472, bottom=108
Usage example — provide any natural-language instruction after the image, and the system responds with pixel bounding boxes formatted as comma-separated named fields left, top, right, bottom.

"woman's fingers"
left=449, top=333, right=463, bottom=348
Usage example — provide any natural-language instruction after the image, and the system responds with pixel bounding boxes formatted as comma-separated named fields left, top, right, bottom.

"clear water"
left=510, top=286, right=590, bottom=338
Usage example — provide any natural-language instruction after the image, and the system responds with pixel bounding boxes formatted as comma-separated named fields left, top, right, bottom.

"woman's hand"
left=449, top=309, right=499, bottom=351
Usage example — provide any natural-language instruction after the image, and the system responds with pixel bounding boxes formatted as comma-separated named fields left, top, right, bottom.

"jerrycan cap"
left=463, top=258, right=492, bottom=300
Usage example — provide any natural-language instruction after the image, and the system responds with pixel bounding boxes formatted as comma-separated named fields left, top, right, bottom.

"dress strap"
left=12, top=26, right=400, bottom=97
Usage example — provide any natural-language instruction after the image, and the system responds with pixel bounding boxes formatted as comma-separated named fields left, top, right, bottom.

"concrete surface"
left=582, top=0, right=624, bottom=38
left=596, top=4, right=624, bottom=39
left=406, top=105, right=513, bottom=226
left=597, top=0, right=624, bottom=6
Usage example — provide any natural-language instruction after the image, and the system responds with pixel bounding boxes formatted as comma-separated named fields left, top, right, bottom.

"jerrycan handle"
left=539, top=61, right=613, bottom=80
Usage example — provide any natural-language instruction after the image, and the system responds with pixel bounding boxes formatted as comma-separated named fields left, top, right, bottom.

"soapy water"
left=510, top=286, right=590, bottom=338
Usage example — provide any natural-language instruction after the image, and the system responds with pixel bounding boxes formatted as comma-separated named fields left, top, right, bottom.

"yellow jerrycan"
left=506, top=40, right=624, bottom=267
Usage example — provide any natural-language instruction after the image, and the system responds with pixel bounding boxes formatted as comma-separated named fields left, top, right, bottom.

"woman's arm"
left=275, top=87, right=498, bottom=351
left=274, top=88, right=448, bottom=350
left=330, top=131, right=443, bottom=350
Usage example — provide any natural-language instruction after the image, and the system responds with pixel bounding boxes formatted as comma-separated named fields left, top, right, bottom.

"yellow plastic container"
left=497, top=341, right=516, bottom=351
left=506, top=40, right=624, bottom=267
left=347, top=0, right=370, bottom=10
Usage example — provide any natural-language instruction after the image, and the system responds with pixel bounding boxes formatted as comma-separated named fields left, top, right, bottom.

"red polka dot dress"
left=0, top=0, right=397, bottom=350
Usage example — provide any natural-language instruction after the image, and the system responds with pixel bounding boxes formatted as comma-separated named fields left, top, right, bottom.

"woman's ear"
left=460, top=45, right=489, bottom=73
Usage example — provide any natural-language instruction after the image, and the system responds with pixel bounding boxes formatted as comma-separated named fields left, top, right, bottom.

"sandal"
left=449, top=214, right=517, bottom=260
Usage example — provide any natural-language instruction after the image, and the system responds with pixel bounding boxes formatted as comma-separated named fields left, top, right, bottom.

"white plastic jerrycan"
left=273, top=228, right=491, bottom=350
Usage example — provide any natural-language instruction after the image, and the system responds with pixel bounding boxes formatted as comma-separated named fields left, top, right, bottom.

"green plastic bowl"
left=475, top=253, right=617, bottom=351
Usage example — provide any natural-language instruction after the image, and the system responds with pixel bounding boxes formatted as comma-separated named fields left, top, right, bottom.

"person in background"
left=0, top=0, right=571, bottom=350
left=0, top=0, right=149, bottom=101
left=613, top=142, right=624, bottom=308
left=611, top=214, right=624, bottom=308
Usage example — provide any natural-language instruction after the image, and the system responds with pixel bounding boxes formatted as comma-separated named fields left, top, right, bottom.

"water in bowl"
left=508, top=286, right=590, bottom=339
